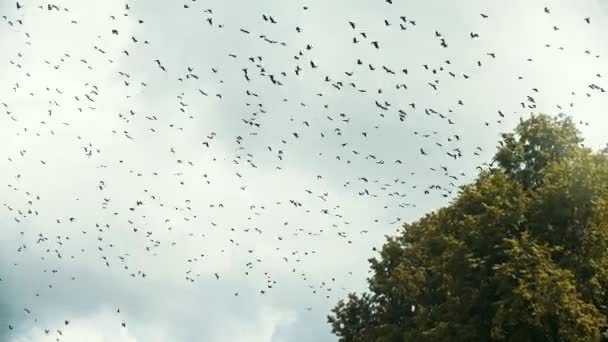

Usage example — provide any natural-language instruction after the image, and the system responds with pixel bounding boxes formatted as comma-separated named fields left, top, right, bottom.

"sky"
left=1, top=0, right=608, bottom=341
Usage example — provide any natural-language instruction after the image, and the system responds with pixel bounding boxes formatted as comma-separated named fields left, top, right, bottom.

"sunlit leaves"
left=329, top=114, right=608, bottom=341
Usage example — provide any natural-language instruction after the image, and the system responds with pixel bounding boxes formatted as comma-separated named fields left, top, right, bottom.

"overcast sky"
left=1, top=0, right=608, bottom=341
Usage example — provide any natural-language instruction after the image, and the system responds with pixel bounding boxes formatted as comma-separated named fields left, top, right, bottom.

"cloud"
left=9, top=310, right=140, bottom=342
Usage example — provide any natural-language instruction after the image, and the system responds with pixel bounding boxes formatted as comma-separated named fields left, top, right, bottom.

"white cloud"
left=219, top=306, right=297, bottom=342
left=9, top=309, right=140, bottom=342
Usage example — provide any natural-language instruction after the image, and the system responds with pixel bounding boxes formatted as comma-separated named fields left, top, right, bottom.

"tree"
left=328, top=114, right=608, bottom=342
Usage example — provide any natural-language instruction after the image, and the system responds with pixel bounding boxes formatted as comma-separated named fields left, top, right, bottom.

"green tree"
left=328, top=114, right=608, bottom=341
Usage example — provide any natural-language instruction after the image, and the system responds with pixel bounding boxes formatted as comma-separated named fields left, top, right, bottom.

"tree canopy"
left=328, top=114, right=608, bottom=342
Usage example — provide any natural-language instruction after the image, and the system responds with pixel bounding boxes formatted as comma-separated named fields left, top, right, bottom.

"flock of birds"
left=0, top=1, right=605, bottom=340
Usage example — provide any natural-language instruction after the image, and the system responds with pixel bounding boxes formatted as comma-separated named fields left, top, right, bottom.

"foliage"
left=328, top=114, right=608, bottom=341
